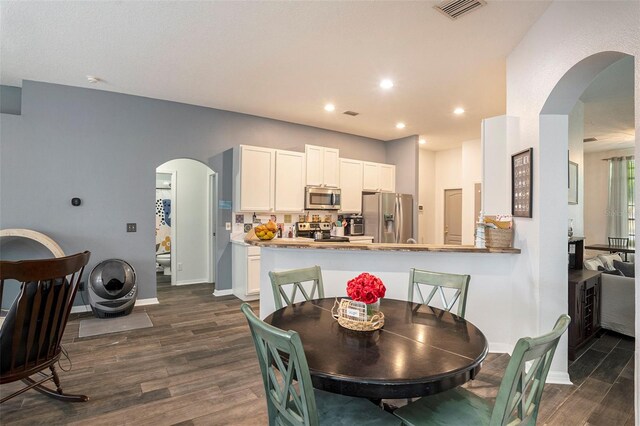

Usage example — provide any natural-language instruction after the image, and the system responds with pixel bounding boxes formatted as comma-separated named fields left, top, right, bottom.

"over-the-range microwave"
left=305, top=186, right=341, bottom=210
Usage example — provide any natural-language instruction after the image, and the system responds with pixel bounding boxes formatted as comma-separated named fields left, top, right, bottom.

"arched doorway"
left=155, top=158, right=217, bottom=290
left=538, top=51, right=636, bottom=382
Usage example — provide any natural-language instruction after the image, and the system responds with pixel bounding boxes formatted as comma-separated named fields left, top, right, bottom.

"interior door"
left=444, top=189, right=462, bottom=245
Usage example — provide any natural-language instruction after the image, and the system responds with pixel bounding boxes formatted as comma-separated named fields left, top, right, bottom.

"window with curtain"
left=607, top=156, right=635, bottom=248
left=628, top=158, right=635, bottom=246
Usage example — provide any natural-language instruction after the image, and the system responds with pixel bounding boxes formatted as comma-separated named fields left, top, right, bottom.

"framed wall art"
left=568, top=161, right=578, bottom=204
left=511, top=148, right=533, bottom=218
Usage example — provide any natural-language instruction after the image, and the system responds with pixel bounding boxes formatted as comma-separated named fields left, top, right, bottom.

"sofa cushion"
left=597, top=253, right=623, bottom=271
left=598, top=266, right=624, bottom=276
left=613, top=260, right=635, bottom=278
left=584, top=257, right=604, bottom=271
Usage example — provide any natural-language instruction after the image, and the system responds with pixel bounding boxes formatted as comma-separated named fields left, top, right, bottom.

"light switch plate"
left=225, top=222, right=231, bottom=230
left=127, top=223, right=137, bottom=232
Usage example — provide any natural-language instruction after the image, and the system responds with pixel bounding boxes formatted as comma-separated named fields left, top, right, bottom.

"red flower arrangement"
left=346, top=273, right=386, bottom=304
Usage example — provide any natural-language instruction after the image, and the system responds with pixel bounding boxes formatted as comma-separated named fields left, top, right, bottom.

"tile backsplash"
left=231, top=211, right=339, bottom=235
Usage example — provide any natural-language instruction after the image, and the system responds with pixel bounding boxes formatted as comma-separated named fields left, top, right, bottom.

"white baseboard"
left=488, top=342, right=513, bottom=354
left=70, top=297, right=159, bottom=314
left=232, top=291, right=259, bottom=301
left=546, top=371, right=573, bottom=385
left=136, top=297, right=159, bottom=306
left=71, top=305, right=91, bottom=314
left=176, top=279, right=210, bottom=286
left=213, top=289, right=233, bottom=297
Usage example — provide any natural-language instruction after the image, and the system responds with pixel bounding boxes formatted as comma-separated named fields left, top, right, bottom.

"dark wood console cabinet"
left=568, top=269, right=602, bottom=361
left=568, top=237, right=585, bottom=270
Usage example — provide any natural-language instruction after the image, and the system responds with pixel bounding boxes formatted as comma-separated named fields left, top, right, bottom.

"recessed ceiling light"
left=453, top=107, right=465, bottom=115
left=324, top=103, right=335, bottom=112
left=396, top=122, right=406, bottom=129
left=380, top=79, right=394, bottom=89
left=419, top=139, right=426, bottom=145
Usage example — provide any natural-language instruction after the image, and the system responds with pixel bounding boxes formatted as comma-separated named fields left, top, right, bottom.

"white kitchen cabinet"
left=362, top=162, right=396, bottom=192
left=275, top=150, right=305, bottom=212
left=246, top=254, right=261, bottom=295
left=232, top=241, right=260, bottom=301
left=235, top=145, right=276, bottom=212
left=305, top=145, right=339, bottom=187
left=362, top=162, right=380, bottom=191
left=379, top=164, right=396, bottom=192
left=323, top=148, right=340, bottom=187
left=339, top=158, right=364, bottom=213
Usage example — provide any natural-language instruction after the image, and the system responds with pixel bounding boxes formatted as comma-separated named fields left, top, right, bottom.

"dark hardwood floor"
left=0, top=283, right=634, bottom=425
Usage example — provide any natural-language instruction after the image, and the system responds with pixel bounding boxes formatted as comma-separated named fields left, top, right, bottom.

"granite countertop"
left=246, top=238, right=520, bottom=254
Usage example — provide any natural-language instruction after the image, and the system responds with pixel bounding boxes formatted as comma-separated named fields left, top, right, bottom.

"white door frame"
left=207, top=172, right=218, bottom=285
left=156, top=168, right=178, bottom=286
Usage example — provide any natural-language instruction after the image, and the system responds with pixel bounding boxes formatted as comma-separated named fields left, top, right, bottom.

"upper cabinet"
left=339, top=158, right=364, bottom=213
left=234, top=144, right=396, bottom=213
left=275, top=150, right=306, bottom=212
left=379, top=164, right=396, bottom=192
left=235, top=145, right=276, bottom=212
left=363, top=162, right=396, bottom=192
left=305, top=145, right=339, bottom=187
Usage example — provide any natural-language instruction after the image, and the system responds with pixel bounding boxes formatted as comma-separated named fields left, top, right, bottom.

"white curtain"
left=606, top=157, right=628, bottom=238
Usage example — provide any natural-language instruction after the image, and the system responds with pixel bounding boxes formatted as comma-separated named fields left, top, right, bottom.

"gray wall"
left=0, top=85, right=22, bottom=115
left=385, top=135, right=419, bottom=239
left=0, top=81, right=387, bottom=303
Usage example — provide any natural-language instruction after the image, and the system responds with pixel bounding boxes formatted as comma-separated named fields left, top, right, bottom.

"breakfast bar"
left=252, top=239, right=520, bottom=353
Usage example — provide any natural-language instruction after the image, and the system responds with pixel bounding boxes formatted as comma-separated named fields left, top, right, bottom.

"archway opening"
left=539, top=51, right=635, bottom=382
left=155, top=158, right=217, bottom=291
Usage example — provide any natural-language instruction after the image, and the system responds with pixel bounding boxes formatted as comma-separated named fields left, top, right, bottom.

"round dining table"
left=264, top=297, right=489, bottom=400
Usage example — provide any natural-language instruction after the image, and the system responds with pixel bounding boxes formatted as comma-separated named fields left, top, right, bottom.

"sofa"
left=583, top=254, right=635, bottom=337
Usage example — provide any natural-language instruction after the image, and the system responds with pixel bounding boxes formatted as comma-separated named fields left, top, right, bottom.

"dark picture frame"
left=568, top=161, right=578, bottom=204
left=511, top=148, right=533, bottom=218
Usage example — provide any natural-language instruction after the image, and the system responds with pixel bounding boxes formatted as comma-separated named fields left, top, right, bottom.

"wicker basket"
left=332, top=299, right=384, bottom=331
left=485, top=228, right=514, bottom=248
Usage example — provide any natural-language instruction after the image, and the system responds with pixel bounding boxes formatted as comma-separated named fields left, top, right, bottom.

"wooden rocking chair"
left=0, top=251, right=91, bottom=403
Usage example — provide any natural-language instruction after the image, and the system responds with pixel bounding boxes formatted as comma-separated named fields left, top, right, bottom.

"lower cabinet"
left=232, top=242, right=261, bottom=301
left=568, top=269, right=602, bottom=361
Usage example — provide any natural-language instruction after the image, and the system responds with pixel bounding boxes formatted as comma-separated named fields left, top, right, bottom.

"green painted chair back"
left=269, top=266, right=324, bottom=310
left=408, top=268, right=471, bottom=318
left=490, top=314, right=571, bottom=426
left=241, top=303, right=319, bottom=426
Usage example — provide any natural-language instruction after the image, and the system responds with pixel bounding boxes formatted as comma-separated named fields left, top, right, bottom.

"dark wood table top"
left=264, top=298, right=488, bottom=399
left=585, top=244, right=634, bottom=254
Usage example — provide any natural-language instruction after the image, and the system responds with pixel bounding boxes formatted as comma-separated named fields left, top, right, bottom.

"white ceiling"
left=1, top=1, right=552, bottom=150
left=581, top=56, right=635, bottom=153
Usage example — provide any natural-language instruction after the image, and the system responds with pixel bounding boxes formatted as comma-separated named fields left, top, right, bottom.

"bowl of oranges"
left=254, top=221, right=277, bottom=240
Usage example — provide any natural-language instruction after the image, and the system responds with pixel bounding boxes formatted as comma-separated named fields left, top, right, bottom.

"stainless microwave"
left=305, top=186, right=341, bottom=210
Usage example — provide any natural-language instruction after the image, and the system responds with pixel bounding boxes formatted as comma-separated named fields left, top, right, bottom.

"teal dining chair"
left=408, top=268, right=471, bottom=318
left=240, top=303, right=399, bottom=426
left=393, top=314, right=571, bottom=426
left=269, top=266, right=325, bottom=310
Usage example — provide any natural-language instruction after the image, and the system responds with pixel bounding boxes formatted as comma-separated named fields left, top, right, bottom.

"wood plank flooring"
left=0, top=282, right=634, bottom=425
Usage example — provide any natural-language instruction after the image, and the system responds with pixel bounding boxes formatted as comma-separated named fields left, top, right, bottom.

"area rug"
left=78, top=312, right=153, bottom=338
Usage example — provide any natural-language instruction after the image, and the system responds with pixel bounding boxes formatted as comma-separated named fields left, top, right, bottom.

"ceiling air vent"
left=343, top=111, right=359, bottom=116
left=583, top=137, right=598, bottom=143
left=434, top=0, right=486, bottom=20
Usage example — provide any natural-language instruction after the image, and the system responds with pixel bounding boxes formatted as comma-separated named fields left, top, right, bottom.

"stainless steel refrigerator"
left=362, top=193, right=413, bottom=243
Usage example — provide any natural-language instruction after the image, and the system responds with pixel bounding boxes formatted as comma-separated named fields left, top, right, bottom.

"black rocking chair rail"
left=0, top=251, right=91, bottom=403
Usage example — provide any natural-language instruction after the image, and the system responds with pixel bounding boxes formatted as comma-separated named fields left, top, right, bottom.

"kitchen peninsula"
left=255, top=238, right=521, bottom=353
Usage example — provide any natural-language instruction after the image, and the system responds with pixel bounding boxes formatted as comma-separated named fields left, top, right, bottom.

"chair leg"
left=22, top=365, right=88, bottom=402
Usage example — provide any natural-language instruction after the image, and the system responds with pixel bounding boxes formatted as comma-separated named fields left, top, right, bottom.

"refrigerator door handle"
left=398, top=195, right=403, bottom=243
left=395, top=195, right=401, bottom=243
